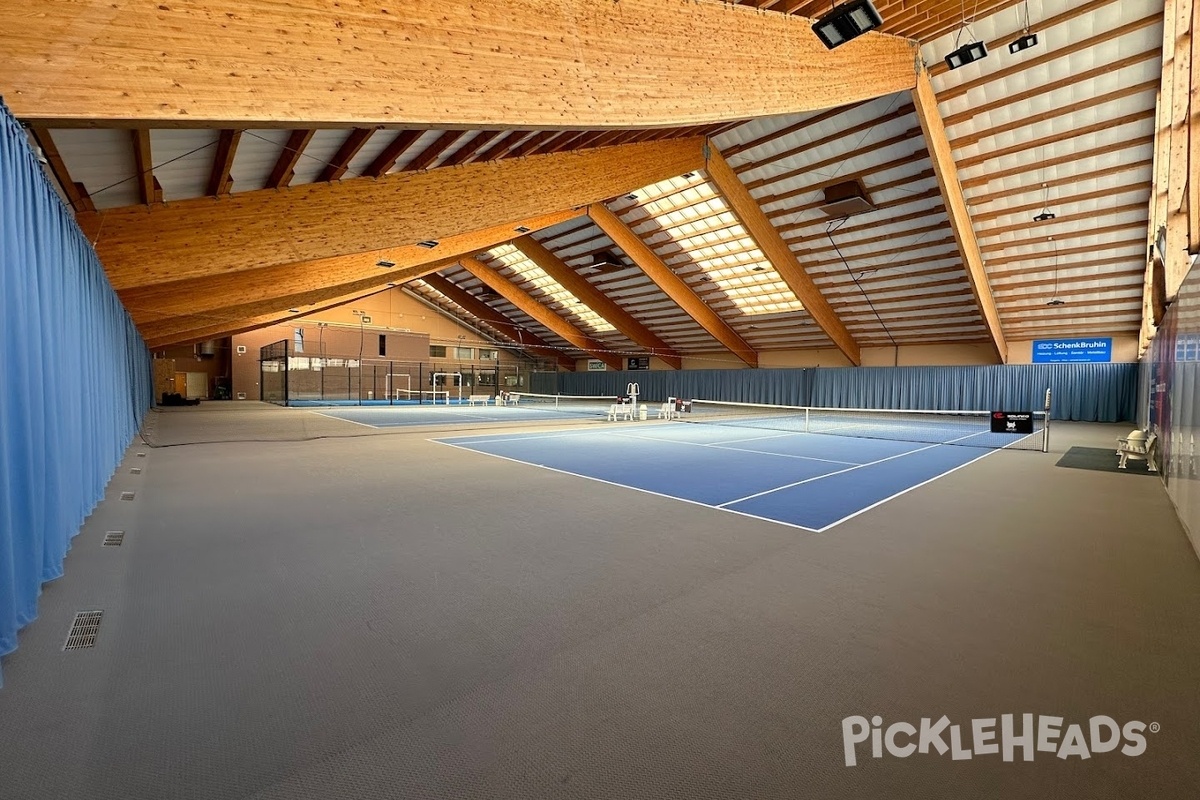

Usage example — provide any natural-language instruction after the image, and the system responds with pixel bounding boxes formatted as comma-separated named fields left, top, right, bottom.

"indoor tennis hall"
left=2, top=2, right=1199, bottom=799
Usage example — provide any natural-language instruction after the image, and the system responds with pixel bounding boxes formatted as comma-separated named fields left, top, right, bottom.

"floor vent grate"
left=130, top=467, right=142, bottom=474
left=136, top=452, right=146, bottom=457
left=64, top=611, right=103, bottom=650
left=103, top=531, right=125, bottom=547
left=120, top=491, right=135, bottom=501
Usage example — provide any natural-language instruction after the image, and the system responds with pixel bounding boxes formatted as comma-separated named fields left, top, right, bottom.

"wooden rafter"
left=459, top=256, right=624, bottom=370
left=140, top=256, right=460, bottom=344
left=3, top=0, right=917, bottom=129
left=266, top=129, right=314, bottom=189
left=81, top=137, right=706, bottom=291
left=26, top=127, right=94, bottom=212
left=477, top=131, right=532, bottom=163
left=317, top=128, right=374, bottom=183
left=131, top=128, right=160, bottom=205
left=588, top=203, right=757, bottom=367
left=363, top=130, right=423, bottom=178
left=514, top=234, right=683, bottom=369
left=401, top=131, right=468, bottom=173
left=207, top=129, right=242, bottom=196
left=703, top=145, right=860, bottom=365
left=119, top=209, right=587, bottom=325
left=439, top=131, right=502, bottom=168
left=420, top=274, right=576, bottom=370
left=911, top=67, right=1006, bottom=363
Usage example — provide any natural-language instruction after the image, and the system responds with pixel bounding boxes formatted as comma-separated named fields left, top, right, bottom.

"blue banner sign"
left=1032, top=338, right=1112, bottom=363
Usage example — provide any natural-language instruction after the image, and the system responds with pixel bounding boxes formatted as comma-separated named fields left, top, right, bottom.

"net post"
left=804, top=407, right=810, bottom=433
left=1042, top=387, right=1052, bottom=453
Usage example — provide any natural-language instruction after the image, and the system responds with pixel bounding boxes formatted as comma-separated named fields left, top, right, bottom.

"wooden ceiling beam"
left=439, top=131, right=502, bottom=168
left=266, top=129, right=315, bottom=189
left=139, top=257, right=456, bottom=343
left=956, top=110, right=1155, bottom=171
left=589, top=203, right=758, bottom=367
left=120, top=208, right=587, bottom=324
left=4, top=0, right=917, bottom=129
left=83, top=137, right=706, bottom=291
left=962, top=136, right=1155, bottom=194
left=514, top=234, right=683, bottom=369
left=26, top=127, right=94, bottom=213
left=912, top=67, right=1007, bottom=363
left=317, top=128, right=374, bottom=182
left=130, top=128, right=160, bottom=205
left=363, top=130, right=423, bottom=178
left=459, top=256, right=624, bottom=370
left=401, top=130, right=469, bottom=173
left=704, top=145, right=860, bottom=365
left=207, top=129, right=242, bottom=195
left=419, top=274, right=576, bottom=370
left=145, top=285, right=400, bottom=350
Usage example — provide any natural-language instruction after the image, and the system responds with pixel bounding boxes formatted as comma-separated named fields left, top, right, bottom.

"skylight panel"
left=629, top=176, right=805, bottom=315
left=488, top=244, right=615, bottom=333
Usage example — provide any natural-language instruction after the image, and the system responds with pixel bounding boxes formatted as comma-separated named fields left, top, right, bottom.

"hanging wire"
left=827, top=216, right=897, bottom=349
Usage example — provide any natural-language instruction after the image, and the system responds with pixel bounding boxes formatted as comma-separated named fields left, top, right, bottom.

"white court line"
left=433, top=439, right=819, bottom=533
left=813, top=448, right=999, bottom=533
left=715, top=429, right=986, bottom=508
left=307, top=410, right=379, bottom=429
left=610, top=431, right=862, bottom=466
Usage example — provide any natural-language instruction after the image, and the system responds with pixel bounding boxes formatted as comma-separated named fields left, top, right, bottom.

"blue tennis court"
left=433, top=421, right=1040, bottom=531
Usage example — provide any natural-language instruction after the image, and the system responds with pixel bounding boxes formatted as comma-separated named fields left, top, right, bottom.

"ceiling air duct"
left=818, top=180, right=875, bottom=218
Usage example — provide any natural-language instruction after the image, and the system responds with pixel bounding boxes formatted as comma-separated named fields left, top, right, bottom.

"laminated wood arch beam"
left=81, top=137, right=706, bottom=291
left=588, top=203, right=758, bottom=367
left=459, top=257, right=623, bottom=370
left=912, top=67, right=1007, bottom=363
left=703, top=145, right=861, bottom=366
left=420, top=274, right=576, bottom=370
left=513, top=235, right=682, bottom=369
left=3, top=0, right=917, bottom=129
left=119, top=209, right=586, bottom=325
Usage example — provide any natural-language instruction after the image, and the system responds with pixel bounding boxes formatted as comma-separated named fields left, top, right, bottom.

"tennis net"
left=680, top=400, right=1048, bottom=451
left=510, top=392, right=624, bottom=417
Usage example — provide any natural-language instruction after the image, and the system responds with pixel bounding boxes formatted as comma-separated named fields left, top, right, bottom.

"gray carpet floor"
left=1, top=403, right=1198, bottom=799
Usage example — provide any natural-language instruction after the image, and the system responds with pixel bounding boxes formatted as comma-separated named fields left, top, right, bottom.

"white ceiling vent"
left=818, top=180, right=875, bottom=218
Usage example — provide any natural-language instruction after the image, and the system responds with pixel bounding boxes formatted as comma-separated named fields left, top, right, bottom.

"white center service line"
left=716, top=430, right=984, bottom=508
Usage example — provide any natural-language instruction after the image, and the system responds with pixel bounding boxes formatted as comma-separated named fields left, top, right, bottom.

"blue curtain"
left=539, top=362, right=1137, bottom=422
left=0, top=100, right=152, bottom=686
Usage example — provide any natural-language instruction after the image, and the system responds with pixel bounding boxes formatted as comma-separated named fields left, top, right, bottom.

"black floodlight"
left=1009, top=32, right=1038, bottom=53
left=417, top=240, right=439, bottom=249
left=376, top=259, right=396, bottom=268
left=945, top=40, right=988, bottom=70
left=813, top=0, right=883, bottom=50
left=1033, top=212, right=1056, bottom=222
left=1046, top=298, right=1066, bottom=306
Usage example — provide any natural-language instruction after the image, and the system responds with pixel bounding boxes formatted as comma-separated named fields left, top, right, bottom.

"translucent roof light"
left=634, top=177, right=805, bottom=315
left=488, top=244, right=616, bottom=333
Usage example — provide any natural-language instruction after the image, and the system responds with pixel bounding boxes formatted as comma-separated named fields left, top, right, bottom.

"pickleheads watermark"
left=841, top=715, right=1159, bottom=767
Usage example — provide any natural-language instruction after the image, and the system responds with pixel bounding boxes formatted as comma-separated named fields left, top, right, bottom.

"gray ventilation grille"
left=63, top=611, right=103, bottom=650
left=103, top=531, right=125, bottom=547
left=120, top=491, right=135, bottom=501
left=136, top=452, right=146, bottom=457
left=130, top=467, right=142, bottom=474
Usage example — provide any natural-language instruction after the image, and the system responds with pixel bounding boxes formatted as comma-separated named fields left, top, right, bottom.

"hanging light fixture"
left=944, top=0, right=989, bottom=70
left=812, top=0, right=884, bottom=50
left=1009, top=0, right=1040, bottom=53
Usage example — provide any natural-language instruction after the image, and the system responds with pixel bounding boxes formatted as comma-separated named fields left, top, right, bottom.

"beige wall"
left=1007, top=336, right=1139, bottom=364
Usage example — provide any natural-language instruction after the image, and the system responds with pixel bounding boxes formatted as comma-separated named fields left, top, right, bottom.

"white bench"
left=1117, top=430, right=1158, bottom=471
left=657, top=401, right=676, bottom=420
left=467, top=394, right=492, bottom=406
left=607, top=403, right=633, bottom=421
left=505, top=393, right=521, bottom=406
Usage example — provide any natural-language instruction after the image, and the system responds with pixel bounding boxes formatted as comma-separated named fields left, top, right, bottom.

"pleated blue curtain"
left=0, top=99, right=152, bottom=686
left=543, top=363, right=1137, bottom=422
